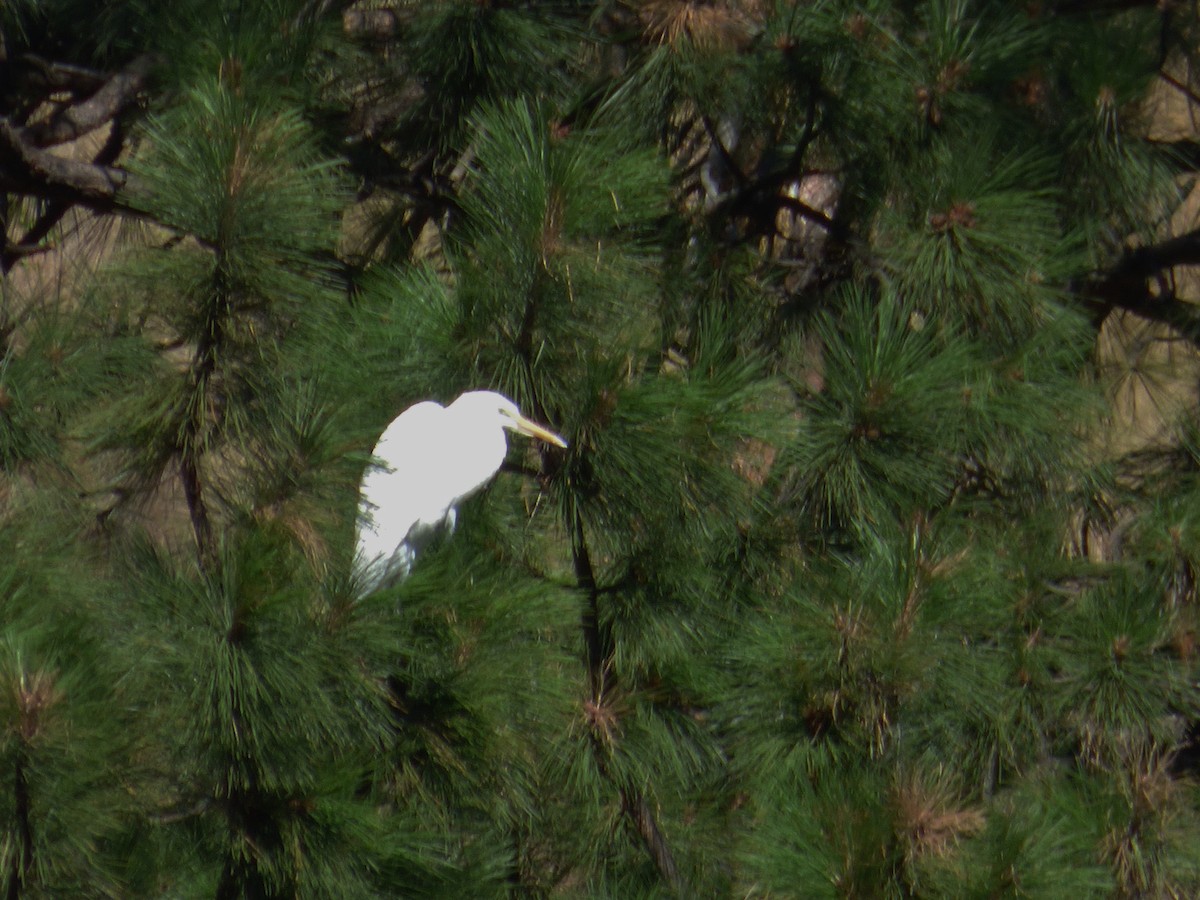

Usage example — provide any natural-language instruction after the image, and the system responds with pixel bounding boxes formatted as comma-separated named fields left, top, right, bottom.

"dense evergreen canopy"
left=3, top=1, right=1200, bottom=896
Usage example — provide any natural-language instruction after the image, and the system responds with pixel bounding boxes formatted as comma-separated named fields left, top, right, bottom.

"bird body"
left=355, top=391, right=566, bottom=593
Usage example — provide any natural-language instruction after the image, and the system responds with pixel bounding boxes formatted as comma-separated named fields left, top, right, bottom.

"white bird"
left=355, top=390, right=567, bottom=593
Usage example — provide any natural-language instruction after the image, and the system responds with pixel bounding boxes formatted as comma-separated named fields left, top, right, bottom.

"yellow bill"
left=506, top=411, right=568, bottom=448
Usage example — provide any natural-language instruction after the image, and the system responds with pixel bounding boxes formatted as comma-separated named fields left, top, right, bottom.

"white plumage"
left=355, top=390, right=567, bottom=593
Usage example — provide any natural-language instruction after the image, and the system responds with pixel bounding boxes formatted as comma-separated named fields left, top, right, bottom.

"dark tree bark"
left=1082, top=228, right=1200, bottom=345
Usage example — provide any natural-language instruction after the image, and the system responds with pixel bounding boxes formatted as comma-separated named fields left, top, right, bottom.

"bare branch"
left=16, top=54, right=108, bottom=93
left=146, top=797, right=213, bottom=825
left=1082, top=229, right=1200, bottom=344
left=25, top=54, right=156, bottom=148
left=1, top=112, right=128, bottom=273
left=1, top=201, right=66, bottom=274
left=342, top=8, right=399, bottom=41
left=623, top=789, right=682, bottom=893
left=1158, top=69, right=1200, bottom=112
left=0, top=241, right=49, bottom=262
left=0, top=118, right=132, bottom=207
left=1114, top=228, right=1200, bottom=275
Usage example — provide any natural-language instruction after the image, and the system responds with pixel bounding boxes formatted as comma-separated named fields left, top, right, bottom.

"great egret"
left=355, top=390, right=567, bottom=593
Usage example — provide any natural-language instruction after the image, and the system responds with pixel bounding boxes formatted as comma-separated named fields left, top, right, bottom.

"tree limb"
left=570, top=506, right=684, bottom=892
left=622, top=789, right=681, bottom=893
left=1158, top=69, right=1200, bottom=112
left=25, top=54, right=155, bottom=148
left=1, top=114, right=128, bottom=273
left=0, top=118, right=133, bottom=208
left=14, top=54, right=108, bottom=93
left=1082, top=228, right=1200, bottom=343
left=1114, top=228, right=1200, bottom=276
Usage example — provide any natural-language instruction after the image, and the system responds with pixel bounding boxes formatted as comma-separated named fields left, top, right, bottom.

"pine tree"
left=4, top=1, right=1200, bottom=897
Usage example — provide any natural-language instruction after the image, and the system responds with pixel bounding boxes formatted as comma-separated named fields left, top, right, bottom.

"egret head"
left=451, top=391, right=568, bottom=448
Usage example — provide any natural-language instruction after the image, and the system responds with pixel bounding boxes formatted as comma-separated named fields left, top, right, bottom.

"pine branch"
left=0, top=118, right=132, bottom=210
left=1116, top=228, right=1200, bottom=273
left=1156, top=69, right=1200, bottom=113
left=570, top=507, right=684, bottom=893
left=1082, top=227, right=1200, bottom=344
left=179, top=451, right=215, bottom=570
left=179, top=263, right=232, bottom=571
left=1, top=112, right=126, bottom=273
left=711, top=167, right=847, bottom=246
left=0, top=50, right=150, bottom=212
left=24, top=54, right=155, bottom=148
left=294, top=0, right=355, bottom=33
left=1146, top=136, right=1200, bottom=173
left=214, top=783, right=287, bottom=900
left=146, top=797, right=213, bottom=825
left=341, top=6, right=399, bottom=40
left=7, top=748, right=32, bottom=900
left=622, top=789, right=681, bottom=892
left=12, top=54, right=109, bottom=95
left=1, top=201, right=66, bottom=274
left=571, top=507, right=611, bottom=703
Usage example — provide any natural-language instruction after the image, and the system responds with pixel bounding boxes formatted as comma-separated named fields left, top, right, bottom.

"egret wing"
left=355, top=401, right=452, bottom=585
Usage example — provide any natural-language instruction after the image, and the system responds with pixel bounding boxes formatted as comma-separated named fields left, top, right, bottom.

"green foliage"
left=131, top=80, right=341, bottom=285
left=93, top=75, right=346, bottom=557
left=1053, top=13, right=1178, bottom=263
left=125, top=531, right=387, bottom=896
left=0, top=521, right=134, bottom=896
left=881, top=141, right=1071, bottom=338
left=780, top=287, right=976, bottom=540
left=455, top=98, right=669, bottom=399
left=6, top=0, right=1200, bottom=896
left=404, top=1, right=582, bottom=148
left=955, top=779, right=1113, bottom=898
left=0, top=291, right=154, bottom=471
left=1056, top=573, right=1196, bottom=768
